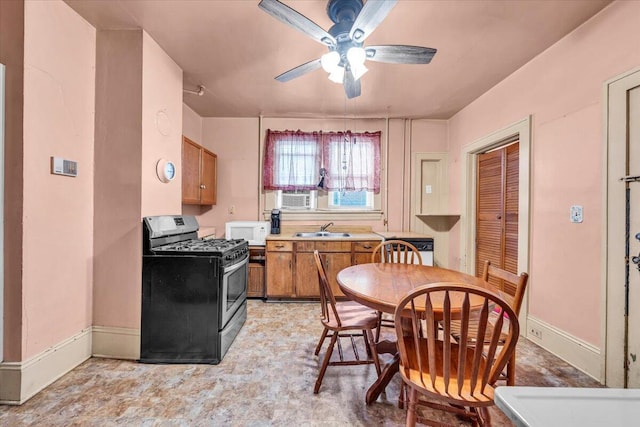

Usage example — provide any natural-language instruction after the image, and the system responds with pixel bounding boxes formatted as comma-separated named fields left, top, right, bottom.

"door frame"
left=459, top=115, right=531, bottom=333
left=0, top=63, right=5, bottom=362
left=603, top=67, right=640, bottom=387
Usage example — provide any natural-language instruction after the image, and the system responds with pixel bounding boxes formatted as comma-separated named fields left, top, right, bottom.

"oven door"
left=220, top=254, right=248, bottom=328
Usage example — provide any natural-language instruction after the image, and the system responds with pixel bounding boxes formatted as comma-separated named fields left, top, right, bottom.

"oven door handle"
left=223, top=254, right=249, bottom=274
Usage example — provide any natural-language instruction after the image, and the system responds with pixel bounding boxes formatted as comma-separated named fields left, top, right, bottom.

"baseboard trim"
left=92, top=325, right=140, bottom=361
left=526, top=316, right=602, bottom=382
left=0, top=327, right=92, bottom=405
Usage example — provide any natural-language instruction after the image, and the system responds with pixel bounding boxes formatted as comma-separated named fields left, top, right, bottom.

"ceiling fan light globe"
left=351, top=63, right=368, bottom=81
left=347, top=46, right=367, bottom=66
left=321, top=51, right=341, bottom=73
left=328, top=66, right=345, bottom=84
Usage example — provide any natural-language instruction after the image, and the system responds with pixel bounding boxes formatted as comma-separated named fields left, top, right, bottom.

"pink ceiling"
left=65, top=0, right=612, bottom=119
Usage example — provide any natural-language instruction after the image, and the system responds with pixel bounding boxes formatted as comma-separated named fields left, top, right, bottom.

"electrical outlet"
left=529, top=327, right=542, bottom=339
left=228, top=205, right=235, bottom=214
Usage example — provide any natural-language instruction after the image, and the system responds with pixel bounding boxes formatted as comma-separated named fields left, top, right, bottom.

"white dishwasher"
left=376, top=232, right=434, bottom=266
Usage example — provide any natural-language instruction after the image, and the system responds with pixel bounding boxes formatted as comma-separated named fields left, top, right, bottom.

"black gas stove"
left=143, top=215, right=248, bottom=261
left=141, top=215, right=248, bottom=364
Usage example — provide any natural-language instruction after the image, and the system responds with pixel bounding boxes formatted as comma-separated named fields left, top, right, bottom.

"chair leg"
left=364, top=328, right=381, bottom=375
left=406, top=386, right=417, bottom=427
left=314, top=332, right=338, bottom=394
left=398, top=381, right=405, bottom=409
left=315, top=327, right=329, bottom=356
left=375, top=311, right=383, bottom=342
left=476, top=406, right=491, bottom=426
left=507, top=351, right=516, bottom=386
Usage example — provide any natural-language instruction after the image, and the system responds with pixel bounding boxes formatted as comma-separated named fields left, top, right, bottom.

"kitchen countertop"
left=374, top=231, right=433, bottom=239
left=265, top=224, right=382, bottom=241
left=266, top=232, right=382, bottom=241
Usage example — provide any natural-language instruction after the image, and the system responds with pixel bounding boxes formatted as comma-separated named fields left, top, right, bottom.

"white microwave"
left=225, top=221, right=270, bottom=246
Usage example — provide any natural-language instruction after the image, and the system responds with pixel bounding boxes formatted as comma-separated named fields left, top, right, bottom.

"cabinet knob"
left=200, top=184, right=206, bottom=189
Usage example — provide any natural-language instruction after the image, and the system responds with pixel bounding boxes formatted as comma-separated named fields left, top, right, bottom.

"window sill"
left=261, top=210, right=383, bottom=221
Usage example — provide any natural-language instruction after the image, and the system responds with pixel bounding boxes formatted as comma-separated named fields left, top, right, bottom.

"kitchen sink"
left=294, top=232, right=351, bottom=238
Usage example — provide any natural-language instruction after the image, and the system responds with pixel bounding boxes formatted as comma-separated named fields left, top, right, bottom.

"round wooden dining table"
left=336, top=262, right=496, bottom=405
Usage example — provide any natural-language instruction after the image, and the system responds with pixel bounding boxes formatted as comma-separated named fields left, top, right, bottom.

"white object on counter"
left=495, top=386, right=640, bottom=427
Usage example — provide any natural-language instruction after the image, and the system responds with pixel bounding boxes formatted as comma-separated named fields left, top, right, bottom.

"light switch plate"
left=570, top=205, right=583, bottom=223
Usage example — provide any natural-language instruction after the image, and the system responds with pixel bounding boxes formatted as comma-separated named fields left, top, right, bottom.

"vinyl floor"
left=0, top=300, right=603, bottom=426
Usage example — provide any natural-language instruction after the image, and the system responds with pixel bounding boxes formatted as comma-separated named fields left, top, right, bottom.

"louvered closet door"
left=476, top=142, right=519, bottom=282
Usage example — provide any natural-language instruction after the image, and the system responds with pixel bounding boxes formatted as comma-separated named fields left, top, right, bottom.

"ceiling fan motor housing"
left=327, top=0, right=363, bottom=25
left=327, top=0, right=365, bottom=66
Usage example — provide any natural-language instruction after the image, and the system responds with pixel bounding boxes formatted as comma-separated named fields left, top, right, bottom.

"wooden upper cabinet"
left=200, top=149, right=217, bottom=205
left=182, top=136, right=217, bottom=206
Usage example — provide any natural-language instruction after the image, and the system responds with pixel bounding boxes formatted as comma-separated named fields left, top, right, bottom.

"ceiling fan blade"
left=365, top=45, right=437, bottom=64
left=349, top=0, right=398, bottom=43
left=275, top=58, right=323, bottom=82
left=259, top=0, right=336, bottom=47
left=344, top=69, right=361, bottom=99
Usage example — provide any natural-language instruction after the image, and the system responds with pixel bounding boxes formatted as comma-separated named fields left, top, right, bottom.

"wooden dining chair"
left=371, top=239, right=423, bottom=265
left=450, top=260, right=529, bottom=386
left=313, top=250, right=381, bottom=394
left=395, top=282, right=519, bottom=427
left=371, top=240, right=423, bottom=343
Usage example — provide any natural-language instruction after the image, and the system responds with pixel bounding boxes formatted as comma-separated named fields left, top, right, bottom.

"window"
left=263, top=130, right=321, bottom=191
left=328, top=190, right=374, bottom=209
left=263, top=129, right=381, bottom=211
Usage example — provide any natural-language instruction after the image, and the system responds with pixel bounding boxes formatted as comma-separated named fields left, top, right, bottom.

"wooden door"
left=182, top=137, right=201, bottom=204
left=200, top=148, right=217, bottom=205
left=476, top=142, right=519, bottom=278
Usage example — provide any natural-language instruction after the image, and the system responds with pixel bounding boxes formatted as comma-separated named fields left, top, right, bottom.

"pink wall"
left=94, top=30, right=184, bottom=331
left=190, top=116, right=448, bottom=235
left=141, top=31, right=183, bottom=218
left=182, top=103, right=202, bottom=144
left=93, top=30, right=143, bottom=330
left=196, top=117, right=261, bottom=234
left=447, top=0, right=640, bottom=347
left=21, top=0, right=96, bottom=358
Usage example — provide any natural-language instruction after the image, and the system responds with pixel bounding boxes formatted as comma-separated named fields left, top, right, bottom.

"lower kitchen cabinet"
left=265, top=241, right=294, bottom=297
left=266, top=239, right=380, bottom=299
left=247, top=246, right=265, bottom=298
left=353, top=240, right=378, bottom=265
left=321, top=252, right=351, bottom=297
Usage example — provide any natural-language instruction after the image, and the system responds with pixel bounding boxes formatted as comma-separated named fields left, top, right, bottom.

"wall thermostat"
left=156, top=159, right=176, bottom=183
left=50, top=156, right=78, bottom=177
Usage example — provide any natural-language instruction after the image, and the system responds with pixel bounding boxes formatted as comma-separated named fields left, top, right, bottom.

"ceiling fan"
left=258, top=0, right=437, bottom=99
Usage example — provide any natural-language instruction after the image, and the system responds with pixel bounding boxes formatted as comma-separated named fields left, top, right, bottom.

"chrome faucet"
left=320, top=222, right=334, bottom=232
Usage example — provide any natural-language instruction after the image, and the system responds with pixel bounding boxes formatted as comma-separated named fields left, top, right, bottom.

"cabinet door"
left=352, top=241, right=378, bottom=265
left=323, top=252, right=351, bottom=298
left=200, top=148, right=217, bottom=205
left=295, top=252, right=320, bottom=297
left=248, top=263, right=265, bottom=298
left=182, top=137, right=201, bottom=204
left=266, top=252, right=294, bottom=297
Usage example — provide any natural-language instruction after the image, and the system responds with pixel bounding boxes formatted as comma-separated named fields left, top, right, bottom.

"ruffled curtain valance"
left=263, top=129, right=381, bottom=193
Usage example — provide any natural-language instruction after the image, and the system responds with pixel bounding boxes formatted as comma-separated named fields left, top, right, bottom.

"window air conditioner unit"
left=280, top=192, right=315, bottom=210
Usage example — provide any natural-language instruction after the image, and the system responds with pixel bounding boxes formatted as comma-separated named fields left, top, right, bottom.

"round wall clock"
left=156, top=159, right=176, bottom=183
